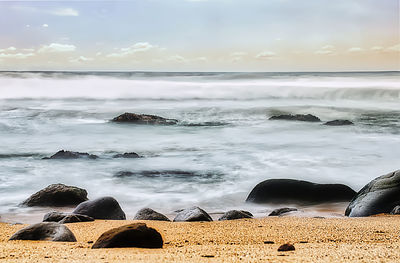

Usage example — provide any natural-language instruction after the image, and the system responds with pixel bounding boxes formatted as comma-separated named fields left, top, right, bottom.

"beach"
left=1, top=216, right=400, bottom=262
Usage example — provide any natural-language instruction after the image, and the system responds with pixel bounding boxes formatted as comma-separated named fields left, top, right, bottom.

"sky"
left=0, top=0, right=399, bottom=71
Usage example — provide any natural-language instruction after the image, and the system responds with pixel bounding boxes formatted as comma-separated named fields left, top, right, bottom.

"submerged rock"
left=269, top=114, right=321, bottom=122
left=246, top=179, right=356, bottom=204
left=324, top=120, right=354, bottom=126
left=21, top=184, right=88, bottom=207
left=173, top=206, right=213, bottom=222
left=268, top=207, right=298, bottom=216
left=218, top=210, right=253, bottom=221
left=43, top=150, right=98, bottom=160
left=134, top=208, right=170, bottom=221
left=92, top=223, right=163, bottom=249
left=9, top=222, right=76, bottom=242
left=113, top=152, right=140, bottom=158
left=345, top=170, right=400, bottom=217
left=111, top=112, right=178, bottom=125
left=73, top=196, right=126, bottom=220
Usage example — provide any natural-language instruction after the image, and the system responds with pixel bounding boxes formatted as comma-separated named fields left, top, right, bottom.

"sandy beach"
left=1, top=216, right=400, bottom=262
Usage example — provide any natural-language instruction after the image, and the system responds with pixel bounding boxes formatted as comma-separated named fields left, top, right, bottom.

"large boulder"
left=9, top=222, right=76, bottom=242
left=345, top=170, right=400, bottom=217
left=43, top=150, right=98, bottom=159
left=72, top=196, right=126, bottom=220
left=92, top=223, right=163, bottom=249
left=269, top=114, right=321, bottom=122
left=246, top=179, right=356, bottom=204
left=324, top=120, right=354, bottom=126
left=173, top=207, right=213, bottom=222
left=134, top=208, right=170, bottom=221
left=218, top=210, right=253, bottom=221
left=111, top=113, right=178, bottom=125
left=43, top=211, right=94, bottom=224
left=21, top=184, right=88, bottom=207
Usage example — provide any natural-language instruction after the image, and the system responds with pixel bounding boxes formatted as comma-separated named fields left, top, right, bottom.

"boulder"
left=173, top=206, right=213, bottom=222
left=21, top=184, right=88, bottom=207
left=113, top=152, right=140, bottom=158
left=269, top=114, right=321, bottom=122
left=345, top=170, right=400, bottom=217
left=246, top=179, right=356, bottom=204
left=277, top=243, right=295, bottom=252
left=111, top=113, right=178, bottom=125
left=218, top=210, right=253, bottom=221
left=43, top=150, right=98, bottom=159
left=43, top=211, right=94, bottom=224
left=390, top=206, right=400, bottom=215
left=9, top=222, right=76, bottom=242
left=91, top=223, right=163, bottom=249
left=43, top=211, right=67, bottom=222
left=269, top=207, right=298, bottom=216
left=134, top=208, right=170, bottom=221
left=72, top=196, right=126, bottom=220
left=324, top=120, right=354, bottom=126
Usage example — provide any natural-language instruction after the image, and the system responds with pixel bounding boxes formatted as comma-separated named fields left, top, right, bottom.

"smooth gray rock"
left=112, top=112, right=178, bottom=125
left=43, top=150, right=98, bottom=159
left=134, top=208, right=170, bottom=221
left=173, top=206, right=212, bottom=222
left=268, top=207, right=298, bottom=216
left=73, top=196, right=126, bottom=220
left=218, top=210, right=253, bottom=221
left=9, top=222, right=77, bottom=242
left=43, top=211, right=94, bottom=224
left=246, top=179, right=356, bottom=204
left=21, top=184, right=88, bottom=207
left=345, top=170, right=400, bottom=217
left=269, top=114, right=321, bottom=122
left=324, top=120, right=354, bottom=126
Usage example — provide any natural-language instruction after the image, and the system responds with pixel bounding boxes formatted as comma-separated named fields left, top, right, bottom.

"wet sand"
left=1, top=215, right=400, bottom=262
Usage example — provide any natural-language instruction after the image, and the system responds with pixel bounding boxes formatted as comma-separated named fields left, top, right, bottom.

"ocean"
left=0, top=71, right=399, bottom=222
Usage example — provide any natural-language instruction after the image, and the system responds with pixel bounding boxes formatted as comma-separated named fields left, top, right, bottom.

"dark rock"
left=391, top=206, right=400, bottom=215
left=324, top=120, right=354, bottom=126
left=59, top=214, right=94, bottom=224
left=269, top=207, right=298, bottom=216
left=173, top=206, right=212, bottom=222
left=114, top=171, right=135, bottom=177
left=113, top=152, right=140, bottom=158
left=218, top=210, right=253, bottom=221
left=43, top=150, right=98, bottom=159
left=91, top=223, right=163, bottom=249
left=9, top=222, right=76, bottom=242
left=246, top=179, right=356, bottom=205
left=111, top=112, right=178, bottom=125
left=72, top=196, right=126, bottom=220
left=264, top=241, right=275, bottom=244
left=269, top=114, right=321, bottom=122
left=21, top=184, right=88, bottom=207
left=345, top=170, right=400, bottom=217
left=43, top=211, right=67, bottom=222
left=134, top=208, right=170, bottom=221
left=277, top=243, right=295, bottom=251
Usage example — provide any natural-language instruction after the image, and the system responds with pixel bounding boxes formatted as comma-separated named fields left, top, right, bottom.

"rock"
left=111, top=112, right=178, bottom=125
left=173, top=206, right=213, bottom=222
left=269, top=207, right=298, bottom=216
left=269, top=114, right=321, bottom=122
left=277, top=243, right=295, bottom=251
left=246, top=179, right=356, bottom=204
left=91, top=223, right=163, bottom=249
left=43, top=150, right=98, bottom=159
left=21, top=184, right=88, bottom=207
left=391, top=206, right=400, bottom=215
left=324, top=120, right=354, bottom=126
left=43, top=211, right=94, bottom=224
left=218, top=210, right=253, bottom=221
left=9, top=222, right=76, bottom=242
left=134, top=208, right=170, bottom=221
left=114, top=171, right=135, bottom=177
left=72, top=196, right=126, bottom=220
left=345, top=170, right=400, bottom=217
left=113, top=152, right=140, bottom=158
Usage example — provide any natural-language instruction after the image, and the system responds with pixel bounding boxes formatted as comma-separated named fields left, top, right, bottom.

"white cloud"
left=38, top=43, right=76, bottom=53
left=42, top=24, right=49, bottom=28
left=255, top=51, right=276, bottom=59
left=386, top=44, right=400, bottom=52
left=167, top=54, right=187, bottom=63
left=69, top=56, right=93, bottom=63
left=49, top=8, right=79, bottom=17
left=371, top=46, right=384, bottom=51
left=107, top=42, right=158, bottom=58
left=315, top=45, right=336, bottom=55
left=0, top=47, right=17, bottom=52
left=0, top=53, right=35, bottom=59
left=347, top=47, right=364, bottom=53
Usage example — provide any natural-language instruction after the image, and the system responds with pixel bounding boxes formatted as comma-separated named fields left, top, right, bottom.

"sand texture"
left=1, top=216, right=400, bottom=262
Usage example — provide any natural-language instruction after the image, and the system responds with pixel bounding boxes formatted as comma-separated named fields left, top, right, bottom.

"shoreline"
left=1, top=216, right=400, bottom=262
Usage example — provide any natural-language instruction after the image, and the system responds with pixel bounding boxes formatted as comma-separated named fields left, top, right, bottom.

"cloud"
left=42, top=24, right=49, bottom=28
left=167, top=54, right=187, bottom=63
left=107, top=42, right=159, bottom=58
left=255, top=51, right=276, bottom=59
left=49, top=8, right=79, bottom=17
left=315, top=45, right=336, bottom=55
left=0, top=47, right=17, bottom=52
left=69, top=56, right=93, bottom=63
left=347, top=47, right=364, bottom=53
left=38, top=43, right=76, bottom=53
left=0, top=53, right=35, bottom=59
left=386, top=44, right=400, bottom=52
left=371, top=46, right=384, bottom=51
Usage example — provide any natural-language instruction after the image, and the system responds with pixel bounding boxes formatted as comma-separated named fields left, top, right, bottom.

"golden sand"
left=1, top=216, right=400, bottom=262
